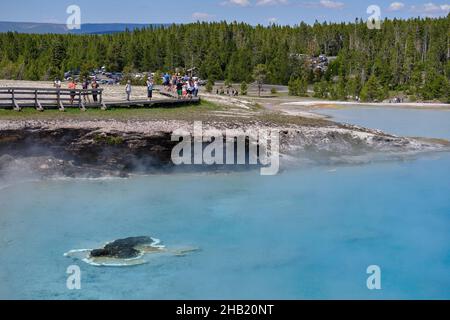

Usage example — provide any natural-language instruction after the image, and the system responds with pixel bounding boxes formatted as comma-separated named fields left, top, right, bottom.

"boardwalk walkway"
left=0, top=87, right=200, bottom=111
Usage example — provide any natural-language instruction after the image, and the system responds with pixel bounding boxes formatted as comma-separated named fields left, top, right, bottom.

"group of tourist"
left=124, top=77, right=154, bottom=101
left=55, top=78, right=100, bottom=105
left=54, top=72, right=200, bottom=104
left=162, top=73, right=199, bottom=99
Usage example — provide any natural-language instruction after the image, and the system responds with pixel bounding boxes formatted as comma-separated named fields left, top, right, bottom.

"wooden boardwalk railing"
left=0, top=87, right=200, bottom=111
left=0, top=87, right=105, bottom=111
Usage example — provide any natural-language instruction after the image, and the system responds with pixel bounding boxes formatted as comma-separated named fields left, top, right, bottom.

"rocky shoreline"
left=0, top=118, right=448, bottom=179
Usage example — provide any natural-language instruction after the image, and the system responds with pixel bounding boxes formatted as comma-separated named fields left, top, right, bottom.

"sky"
left=0, top=0, right=448, bottom=25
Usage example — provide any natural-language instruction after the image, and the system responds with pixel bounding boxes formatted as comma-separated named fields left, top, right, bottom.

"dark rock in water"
left=90, top=236, right=154, bottom=259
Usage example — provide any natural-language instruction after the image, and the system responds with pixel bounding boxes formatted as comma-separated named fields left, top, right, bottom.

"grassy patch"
left=94, top=134, right=125, bottom=145
left=0, top=99, right=331, bottom=128
left=0, top=100, right=224, bottom=121
left=256, top=111, right=332, bottom=127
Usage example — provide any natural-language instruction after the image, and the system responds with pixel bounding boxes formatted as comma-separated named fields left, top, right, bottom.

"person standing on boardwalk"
left=176, top=79, right=183, bottom=99
left=54, top=78, right=62, bottom=89
left=125, top=80, right=132, bottom=101
left=193, top=79, right=199, bottom=97
left=147, top=77, right=154, bottom=101
left=82, top=79, right=91, bottom=104
left=68, top=79, right=77, bottom=105
left=185, top=80, right=192, bottom=99
left=91, top=80, right=99, bottom=102
left=163, top=73, right=170, bottom=89
left=171, top=75, right=177, bottom=93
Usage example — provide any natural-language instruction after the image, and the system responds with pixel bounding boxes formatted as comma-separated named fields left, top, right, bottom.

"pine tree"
left=313, top=80, right=329, bottom=99
left=205, top=79, right=214, bottom=93
left=240, top=81, right=248, bottom=95
left=289, top=77, right=308, bottom=96
left=253, top=64, right=268, bottom=97
left=360, top=74, right=386, bottom=102
left=336, top=76, right=347, bottom=100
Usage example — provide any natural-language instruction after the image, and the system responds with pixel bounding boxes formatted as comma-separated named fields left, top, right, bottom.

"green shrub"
left=205, top=79, right=214, bottom=93
left=240, top=82, right=248, bottom=95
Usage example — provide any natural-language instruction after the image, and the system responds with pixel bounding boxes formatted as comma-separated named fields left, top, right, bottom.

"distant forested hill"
left=0, top=17, right=449, bottom=101
left=0, top=21, right=168, bottom=34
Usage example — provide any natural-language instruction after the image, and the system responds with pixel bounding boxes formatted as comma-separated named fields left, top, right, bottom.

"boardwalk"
left=0, top=87, right=200, bottom=111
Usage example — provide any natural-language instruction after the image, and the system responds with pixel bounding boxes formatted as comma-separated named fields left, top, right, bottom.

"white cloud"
left=424, top=2, right=450, bottom=12
left=257, top=0, right=289, bottom=6
left=221, top=0, right=251, bottom=6
left=424, top=2, right=441, bottom=11
left=299, top=0, right=345, bottom=9
left=268, top=17, right=278, bottom=23
left=388, top=2, right=405, bottom=11
left=318, top=0, right=345, bottom=9
left=411, top=2, right=450, bottom=15
left=221, top=0, right=289, bottom=7
left=192, top=12, right=215, bottom=21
